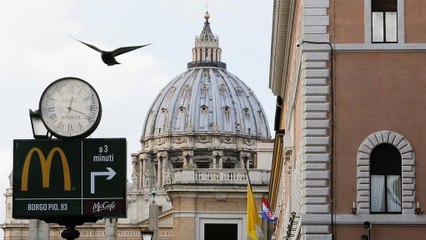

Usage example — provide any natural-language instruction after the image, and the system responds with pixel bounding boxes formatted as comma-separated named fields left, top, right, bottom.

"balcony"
left=167, top=168, right=270, bottom=186
left=187, top=61, right=227, bottom=69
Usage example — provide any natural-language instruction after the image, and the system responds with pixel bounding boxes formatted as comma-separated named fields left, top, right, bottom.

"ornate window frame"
left=357, top=130, right=415, bottom=214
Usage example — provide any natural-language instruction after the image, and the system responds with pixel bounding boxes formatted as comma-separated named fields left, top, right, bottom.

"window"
left=199, top=218, right=243, bottom=240
left=172, top=162, right=183, bottom=168
left=223, top=162, right=235, bottom=169
left=372, top=0, right=397, bottom=42
left=357, top=131, right=415, bottom=215
left=196, top=162, right=210, bottom=168
left=205, top=224, right=238, bottom=240
left=370, top=144, right=402, bottom=213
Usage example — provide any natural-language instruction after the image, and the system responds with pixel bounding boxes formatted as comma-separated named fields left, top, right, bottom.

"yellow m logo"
left=21, top=147, right=71, bottom=191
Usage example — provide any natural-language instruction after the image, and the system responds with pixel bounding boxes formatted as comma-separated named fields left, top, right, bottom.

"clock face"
left=39, top=77, right=102, bottom=139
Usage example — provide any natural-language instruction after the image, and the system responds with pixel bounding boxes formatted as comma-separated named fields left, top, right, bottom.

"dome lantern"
left=188, top=12, right=226, bottom=69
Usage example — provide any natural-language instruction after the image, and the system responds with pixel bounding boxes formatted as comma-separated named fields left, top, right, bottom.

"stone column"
left=196, top=48, right=201, bottom=62
left=131, top=153, right=139, bottom=191
left=213, top=154, right=217, bottom=169
left=183, top=154, right=187, bottom=168
left=240, top=151, right=251, bottom=169
left=140, top=155, right=144, bottom=189
left=201, top=49, right=206, bottom=61
left=182, top=150, right=194, bottom=168
left=212, top=150, right=223, bottom=169
left=141, top=154, right=148, bottom=188
left=192, top=48, right=196, bottom=62
left=28, top=219, right=49, bottom=240
left=156, top=156, right=162, bottom=188
left=213, top=48, right=217, bottom=62
left=207, top=48, right=212, bottom=61
left=190, top=151, right=194, bottom=167
left=104, top=218, right=117, bottom=240
left=158, top=151, right=168, bottom=187
left=240, top=152, right=245, bottom=169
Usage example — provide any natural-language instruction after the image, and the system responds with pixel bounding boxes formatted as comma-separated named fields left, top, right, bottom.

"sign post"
left=13, top=138, right=127, bottom=221
left=24, top=76, right=116, bottom=240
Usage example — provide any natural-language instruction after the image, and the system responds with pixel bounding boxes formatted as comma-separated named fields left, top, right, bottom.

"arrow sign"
left=90, top=167, right=116, bottom=194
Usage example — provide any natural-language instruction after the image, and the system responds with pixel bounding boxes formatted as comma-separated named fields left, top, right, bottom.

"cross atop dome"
left=188, top=11, right=226, bottom=69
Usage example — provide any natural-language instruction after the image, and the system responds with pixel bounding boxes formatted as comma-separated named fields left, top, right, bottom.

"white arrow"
left=90, top=167, right=117, bottom=194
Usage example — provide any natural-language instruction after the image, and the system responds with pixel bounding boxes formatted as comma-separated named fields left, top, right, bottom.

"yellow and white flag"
left=247, top=183, right=264, bottom=240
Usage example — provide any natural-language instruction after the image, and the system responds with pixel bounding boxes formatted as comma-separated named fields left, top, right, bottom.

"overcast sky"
left=0, top=1, right=274, bottom=236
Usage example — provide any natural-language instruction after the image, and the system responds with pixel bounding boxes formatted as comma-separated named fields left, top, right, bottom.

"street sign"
left=13, top=138, right=127, bottom=219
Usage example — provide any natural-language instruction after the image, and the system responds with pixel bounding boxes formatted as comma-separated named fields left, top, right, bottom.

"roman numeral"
left=54, top=87, right=64, bottom=96
left=47, top=107, right=55, bottom=112
left=56, top=121, right=65, bottom=131
left=48, top=114, right=57, bottom=121
left=47, top=95, right=56, bottom=101
left=67, top=85, right=74, bottom=93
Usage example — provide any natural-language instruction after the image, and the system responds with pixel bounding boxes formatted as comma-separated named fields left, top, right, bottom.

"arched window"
left=357, top=130, right=415, bottom=215
left=370, top=144, right=402, bottom=213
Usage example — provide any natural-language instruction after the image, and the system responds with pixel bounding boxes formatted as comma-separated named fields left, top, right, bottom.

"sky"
left=0, top=0, right=274, bottom=237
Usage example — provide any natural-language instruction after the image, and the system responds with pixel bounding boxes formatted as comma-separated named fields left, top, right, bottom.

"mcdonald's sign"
left=21, top=147, right=71, bottom=191
left=13, top=138, right=127, bottom=219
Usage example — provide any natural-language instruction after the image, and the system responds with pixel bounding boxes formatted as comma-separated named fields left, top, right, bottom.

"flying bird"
left=73, top=37, right=151, bottom=66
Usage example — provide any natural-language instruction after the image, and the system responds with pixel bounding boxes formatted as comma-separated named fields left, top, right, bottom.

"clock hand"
left=68, top=108, right=89, bottom=118
left=67, top=97, right=74, bottom=113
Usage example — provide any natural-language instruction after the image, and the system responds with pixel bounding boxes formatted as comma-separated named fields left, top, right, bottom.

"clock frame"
left=39, top=77, right=102, bottom=139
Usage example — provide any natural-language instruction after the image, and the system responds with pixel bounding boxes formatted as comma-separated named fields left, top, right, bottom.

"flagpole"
left=246, top=163, right=265, bottom=240
left=245, top=166, right=252, bottom=186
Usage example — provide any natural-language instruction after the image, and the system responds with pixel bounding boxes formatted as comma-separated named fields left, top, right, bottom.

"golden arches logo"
left=21, top=147, right=71, bottom=191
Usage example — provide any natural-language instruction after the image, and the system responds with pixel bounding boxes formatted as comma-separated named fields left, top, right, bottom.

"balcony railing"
left=168, top=168, right=270, bottom=185
left=187, top=61, right=227, bottom=69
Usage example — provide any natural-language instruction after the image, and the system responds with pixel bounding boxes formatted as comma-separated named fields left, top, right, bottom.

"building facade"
left=2, top=12, right=273, bottom=240
left=268, top=0, right=426, bottom=239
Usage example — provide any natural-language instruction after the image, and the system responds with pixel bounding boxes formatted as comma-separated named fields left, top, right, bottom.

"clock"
left=39, top=77, right=102, bottom=139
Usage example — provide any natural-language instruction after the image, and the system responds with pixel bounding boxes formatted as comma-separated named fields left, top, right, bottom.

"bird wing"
left=111, top=43, right=152, bottom=57
left=76, top=39, right=103, bottom=53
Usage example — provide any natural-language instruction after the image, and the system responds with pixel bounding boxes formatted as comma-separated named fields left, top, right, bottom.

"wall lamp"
left=351, top=202, right=357, bottom=215
left=29, top=109, right=51, bottom=139
left=415, top=202, right=423, bottom=215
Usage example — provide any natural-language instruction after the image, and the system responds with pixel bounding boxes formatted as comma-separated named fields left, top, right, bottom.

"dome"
left=140, top=12, right=270, bottom=156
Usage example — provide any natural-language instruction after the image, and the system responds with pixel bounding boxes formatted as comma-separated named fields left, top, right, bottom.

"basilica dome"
left=129, top=13, right=273, bottom=226
left=141, top=13, right=270, bottom=145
